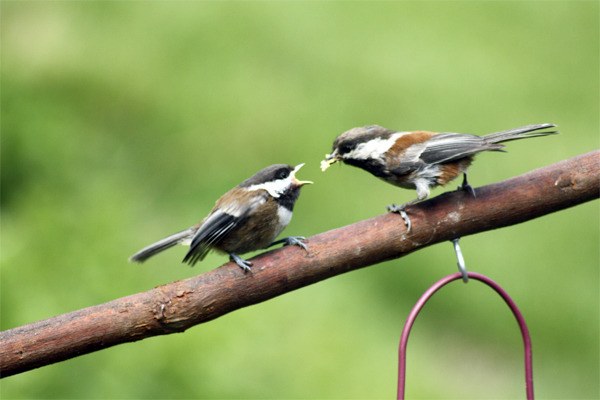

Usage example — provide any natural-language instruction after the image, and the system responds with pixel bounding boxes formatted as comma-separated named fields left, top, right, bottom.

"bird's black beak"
left=320, top=151, right=340, bottom=171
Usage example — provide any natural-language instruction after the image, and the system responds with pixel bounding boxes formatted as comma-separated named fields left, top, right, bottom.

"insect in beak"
left=320, top=152, right=340, bottom=171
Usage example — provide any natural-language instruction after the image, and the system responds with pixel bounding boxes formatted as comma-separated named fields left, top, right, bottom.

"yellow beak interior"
left=292, top=163, right=313, bottom=186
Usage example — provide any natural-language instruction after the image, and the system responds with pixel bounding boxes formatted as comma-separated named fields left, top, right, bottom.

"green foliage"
left=1, top=2, right=598, bottom=398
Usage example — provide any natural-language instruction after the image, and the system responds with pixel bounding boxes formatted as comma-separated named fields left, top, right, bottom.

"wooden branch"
left=1, top=151, right=598, bottom=378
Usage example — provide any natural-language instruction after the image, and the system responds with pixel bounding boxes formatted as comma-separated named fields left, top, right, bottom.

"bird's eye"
left=275, top=169, right=289, bottom=180
left=339, top=142, right=353, bottom=154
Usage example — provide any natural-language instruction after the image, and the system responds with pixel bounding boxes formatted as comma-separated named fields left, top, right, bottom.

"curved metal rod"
left=451, top=238, right=469, bottom=283
left=397, top=272, right=533, bottom=399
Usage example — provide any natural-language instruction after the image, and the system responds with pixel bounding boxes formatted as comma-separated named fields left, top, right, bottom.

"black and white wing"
left=182, top=211, right=241, bottom=266
left=182, top=193, right=266, bottom=266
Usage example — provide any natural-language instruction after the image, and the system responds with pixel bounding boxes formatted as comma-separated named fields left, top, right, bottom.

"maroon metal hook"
left=397, top=272, right=533, bottom=399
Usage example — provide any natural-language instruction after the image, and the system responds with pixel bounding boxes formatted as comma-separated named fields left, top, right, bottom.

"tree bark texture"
left=1, top=150, right=598, bottom=378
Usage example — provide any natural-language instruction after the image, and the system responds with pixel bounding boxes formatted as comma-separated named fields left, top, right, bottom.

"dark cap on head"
left=239, top=164, right=294, bottom=187
left=332, top=125, right=395, bottom=155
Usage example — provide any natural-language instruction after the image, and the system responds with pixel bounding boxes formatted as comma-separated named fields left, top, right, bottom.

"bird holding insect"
left=321, top=123, right=558, bottom=230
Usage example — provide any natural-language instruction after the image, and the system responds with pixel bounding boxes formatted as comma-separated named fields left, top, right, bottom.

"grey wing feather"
left=182, top=210, right=244, bottom=266
left=419, top=134, right=503, bottom=164
left=483, top=123, right=558, bottom=143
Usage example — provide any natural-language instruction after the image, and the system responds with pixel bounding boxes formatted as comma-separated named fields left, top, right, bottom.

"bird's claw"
left=282, top=236, right=309, bottom=252
left=270, top=236, right=309, bottom=252
left=387, top=204, right=412, bottom=232
left=459, top=174, right=476, bottom=198
left=399, top=210, right=412, bottom=232
left=387, top=204, right=400, bottom=213
left=459, top=183, right=476, bottom=198
left=229, top=253, right=253, bottom=272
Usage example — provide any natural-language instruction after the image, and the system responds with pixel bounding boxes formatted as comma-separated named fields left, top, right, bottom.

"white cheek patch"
left=246, top=177, right=292, bottom=198
left=345, top=132, right=407, bottom=160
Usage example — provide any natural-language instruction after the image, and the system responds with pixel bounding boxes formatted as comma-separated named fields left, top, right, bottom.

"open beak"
left=320, top=151, right=340, bottom=172
left=291, top=163, right=313, bottom=186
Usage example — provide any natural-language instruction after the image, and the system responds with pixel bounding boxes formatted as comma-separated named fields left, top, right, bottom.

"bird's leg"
left=387, top=200, right=419, bottom=232
left=269, top=236, right=309, bottom=252
left=229, top=253, right=253, bottom=272
left=451, top=238, right=469, bottom=283
left=459, top=173, right=476, bottom=198
left=387, top=182, right=430, bottom=232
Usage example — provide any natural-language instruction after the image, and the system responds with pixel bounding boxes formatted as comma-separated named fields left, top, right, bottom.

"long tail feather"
left=483, top=123, right=558, bottom=144
left=129, top=228, right=195, bottom=263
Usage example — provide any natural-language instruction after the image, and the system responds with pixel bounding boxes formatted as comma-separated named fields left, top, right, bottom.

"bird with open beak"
left=130, top=163, right=313, bottom=271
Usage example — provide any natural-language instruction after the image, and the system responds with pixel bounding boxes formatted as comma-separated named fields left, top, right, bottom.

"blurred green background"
left=1, top=1, right=598, bottom=399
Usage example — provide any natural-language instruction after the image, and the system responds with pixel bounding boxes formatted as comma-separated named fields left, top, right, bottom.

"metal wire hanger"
left=396, top=244, right=534, bottom=399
